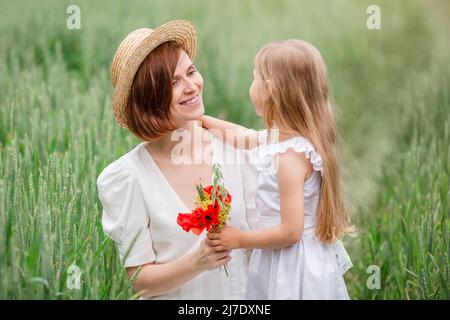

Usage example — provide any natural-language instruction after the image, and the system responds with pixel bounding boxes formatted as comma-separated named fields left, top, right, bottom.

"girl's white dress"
left=245, top=131, right=353, bottom=300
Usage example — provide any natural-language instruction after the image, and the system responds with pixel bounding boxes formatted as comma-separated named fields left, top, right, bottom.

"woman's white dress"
left=245, top=131, right=353, bottom=300
left=97, top=135, right=250, bottom=299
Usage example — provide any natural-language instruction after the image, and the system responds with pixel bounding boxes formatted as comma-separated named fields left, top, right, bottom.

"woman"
left=97, top=20, right=251, bottom=299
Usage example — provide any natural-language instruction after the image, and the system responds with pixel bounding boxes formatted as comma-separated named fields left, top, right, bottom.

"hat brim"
left=113, top=19, right=197, bottom=128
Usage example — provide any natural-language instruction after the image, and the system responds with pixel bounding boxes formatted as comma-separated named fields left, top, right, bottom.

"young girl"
left=202, top=39, right=353, bottom=300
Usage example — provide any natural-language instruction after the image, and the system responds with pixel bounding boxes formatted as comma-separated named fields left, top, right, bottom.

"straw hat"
left=111, top=19, right=197, bottom=128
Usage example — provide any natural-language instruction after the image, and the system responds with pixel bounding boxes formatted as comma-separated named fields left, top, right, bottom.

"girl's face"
left=170, top=50, right=204, bottom=124
left=249, top=68, right=267, bottom=116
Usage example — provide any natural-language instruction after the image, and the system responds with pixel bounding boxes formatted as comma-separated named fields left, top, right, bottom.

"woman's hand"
left=193, top=239, right=231, bottom=272
left=206, top=226, right=242, bottom=251
left=126, top=241, right=230, bottom=299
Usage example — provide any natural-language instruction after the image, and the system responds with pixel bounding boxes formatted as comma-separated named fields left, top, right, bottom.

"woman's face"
left=170, top=50, right=204, bottom=124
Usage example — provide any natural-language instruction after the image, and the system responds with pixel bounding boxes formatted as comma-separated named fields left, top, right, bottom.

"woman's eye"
left=172, top=79, right=178, bottom=86
left=189, top=69, right=196, bottom=75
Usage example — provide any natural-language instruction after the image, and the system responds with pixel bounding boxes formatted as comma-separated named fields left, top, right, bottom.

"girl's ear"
left=264, top=79, right=273, bottom=97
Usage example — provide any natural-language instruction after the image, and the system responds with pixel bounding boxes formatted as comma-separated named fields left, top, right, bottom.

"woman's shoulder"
left=97, top=143, right=144, bottom=192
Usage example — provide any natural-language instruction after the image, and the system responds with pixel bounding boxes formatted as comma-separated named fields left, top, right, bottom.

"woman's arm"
left=127, top=241, right=231, bottom=299
left=201, top=115, right=258, bottom=149
left=207, top=149, right=312, bottom=250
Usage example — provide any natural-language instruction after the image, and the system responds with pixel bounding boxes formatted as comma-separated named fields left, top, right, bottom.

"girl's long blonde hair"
left=255, top=39, right=351, bottom=243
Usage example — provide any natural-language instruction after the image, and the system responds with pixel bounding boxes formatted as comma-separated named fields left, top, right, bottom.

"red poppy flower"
left=177, top=205, right=221, bottom=235
left=176, top=166, right=232, bottom=275
left=177, top=182, right=231, bottom=236
left=177, top=213, right=196, bottom=233
left=203, top=185, right=213, bottom=195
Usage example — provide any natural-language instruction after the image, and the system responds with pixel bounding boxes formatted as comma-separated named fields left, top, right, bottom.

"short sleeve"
left=97, top=158, right=156, bottom=267
left=251, top=136, right=323, bottom=177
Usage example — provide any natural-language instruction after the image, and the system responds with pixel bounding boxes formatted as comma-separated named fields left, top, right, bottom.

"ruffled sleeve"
left=252, top=136, right=324, bottom=177
left=97, top=157, right=156, bottom=267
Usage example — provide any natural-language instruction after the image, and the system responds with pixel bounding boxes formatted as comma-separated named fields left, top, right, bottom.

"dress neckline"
left=139, top=132, right=219, bottom=213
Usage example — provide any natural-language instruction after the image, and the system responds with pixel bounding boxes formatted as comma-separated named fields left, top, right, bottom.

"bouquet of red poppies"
left=177, top=164, right=231, bottom=275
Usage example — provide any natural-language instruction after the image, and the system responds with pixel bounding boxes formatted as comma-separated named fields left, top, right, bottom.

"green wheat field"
left=0, top=0, right=448, bottom=299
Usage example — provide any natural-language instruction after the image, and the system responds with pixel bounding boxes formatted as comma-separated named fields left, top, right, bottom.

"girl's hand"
left=200, top=115, right=213, bottom=129
left=206, top=226, right=242, bottom=251
left=199, top=115, right=206, bottom=128
left=194, top=239, right=231, bottom=272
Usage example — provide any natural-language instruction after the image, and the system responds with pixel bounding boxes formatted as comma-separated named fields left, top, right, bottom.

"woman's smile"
left=180, top=94, right=201, bottom=107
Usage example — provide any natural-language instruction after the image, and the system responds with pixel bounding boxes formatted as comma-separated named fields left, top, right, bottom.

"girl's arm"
left=201, top=115, right=259, bottom=149
left=126, top=241, right=231, bottom=299
left=207, top=149, right=312, bottom=250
